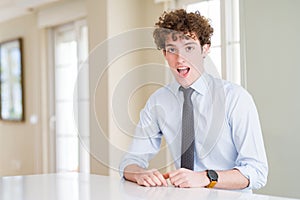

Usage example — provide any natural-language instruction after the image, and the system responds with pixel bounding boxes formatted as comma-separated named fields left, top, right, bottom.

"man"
left=119, top=9, right=268, bottom=191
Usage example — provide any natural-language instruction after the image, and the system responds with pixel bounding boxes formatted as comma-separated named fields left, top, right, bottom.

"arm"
left=230, top=89, right=268, bottom=189
left=167, top=168, right=248, bottom=189
left=119, top=95, right=166, bottom=187
left=124, top=164, right=168, bottom=187
left=214, top=169, right=249, bottom=189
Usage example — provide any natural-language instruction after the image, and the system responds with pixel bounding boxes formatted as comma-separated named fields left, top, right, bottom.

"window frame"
left=48, top=19, right=90, bottom=173
left=176, top=0, right=242, bottom=85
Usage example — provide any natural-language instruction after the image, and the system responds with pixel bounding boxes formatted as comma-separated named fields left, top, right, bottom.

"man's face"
left=163, top=33, right=209, bottom=88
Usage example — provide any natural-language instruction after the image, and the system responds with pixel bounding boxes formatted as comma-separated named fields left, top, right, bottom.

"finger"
left=168, top=168, right=182, bottom=179
left=154, top=172, right=168, bottom=186
left=173, top=176, right=188, bottom=187
left=145, top=176, right=157, bottom=186
left=137, top=175, right=156, bottom=187
left=169, top=168, right=190, bottom=179
left=169, top=172, right=183, bottom=185
left=179, top=181, right=190, bottom=188
left=137, top=178, right=150, bottom=187
left=149, top=173, right=162, bottom=186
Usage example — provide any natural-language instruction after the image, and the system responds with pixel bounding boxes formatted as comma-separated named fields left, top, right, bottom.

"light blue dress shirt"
left=119, top=72, right=268, bottom=190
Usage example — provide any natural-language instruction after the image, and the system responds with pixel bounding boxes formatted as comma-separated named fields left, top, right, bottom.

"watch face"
left=207, top=170, right=218, bottom=181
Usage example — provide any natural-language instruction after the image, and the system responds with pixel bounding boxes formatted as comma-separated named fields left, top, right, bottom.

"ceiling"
left=0, top=0, right=59, bottom=23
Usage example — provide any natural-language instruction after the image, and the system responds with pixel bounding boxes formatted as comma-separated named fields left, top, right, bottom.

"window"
left=52, top=20, right=90, bottom=173
left=177, top=0, right=241, bottom=85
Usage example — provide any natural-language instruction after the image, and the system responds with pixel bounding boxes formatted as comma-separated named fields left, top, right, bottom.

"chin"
left=177, top=79, right=191, bottom=88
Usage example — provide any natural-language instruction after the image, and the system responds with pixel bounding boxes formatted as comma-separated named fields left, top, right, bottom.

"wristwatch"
left=206, top=170, right=218, bottom=188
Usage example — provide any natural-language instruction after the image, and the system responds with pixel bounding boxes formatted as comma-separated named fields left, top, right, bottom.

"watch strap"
left=206, top=180, right=217, bottom=188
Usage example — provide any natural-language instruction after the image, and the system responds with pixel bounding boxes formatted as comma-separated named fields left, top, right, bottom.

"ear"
left=162, top=49, right=167, bottom=57
left=202, top=44, right=210, bottom=57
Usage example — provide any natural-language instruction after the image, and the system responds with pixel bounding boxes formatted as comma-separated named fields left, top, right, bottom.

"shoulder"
left=142, top=82, right=179, bottom=117
left=207, top=75, right=256, bottom=113
left=207, top=74, right=252, bottom=103
left=225, top=81, right=251, bottom=99
left=219, top=80, right=258, bottom=118
left=147, top=82, right=178, bottom=102
left=206, top=74, right=252, bottom=101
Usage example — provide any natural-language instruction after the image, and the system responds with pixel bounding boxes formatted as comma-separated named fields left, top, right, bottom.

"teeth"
left=178, top=67, right=188, bottom=70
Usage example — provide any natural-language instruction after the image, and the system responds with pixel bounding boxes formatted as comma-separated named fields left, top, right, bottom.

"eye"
left=166, top=47, right=177, bottom=54
left=185, top=46, right=195, bottom=52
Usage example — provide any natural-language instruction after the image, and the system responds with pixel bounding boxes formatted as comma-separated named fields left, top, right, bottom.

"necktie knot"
left=180, top=86, right=194, bottom=100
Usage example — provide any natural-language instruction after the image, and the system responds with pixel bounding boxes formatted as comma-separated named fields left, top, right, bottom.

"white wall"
left=241, top=0, right=300, bottom=198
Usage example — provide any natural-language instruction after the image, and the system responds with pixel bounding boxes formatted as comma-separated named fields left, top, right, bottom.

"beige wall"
left=0, top=13, right=43, bottom=176
left=87, top=0, right=164, bottom=176
left=241, top=0, right=300, bottom=198
left=86, top=0, right=110, bottom=176
left=106, top=0, right=165, bottom=177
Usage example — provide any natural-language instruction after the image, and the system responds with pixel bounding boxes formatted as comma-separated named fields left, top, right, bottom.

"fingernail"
left=163, top=173, right=169, bottom=179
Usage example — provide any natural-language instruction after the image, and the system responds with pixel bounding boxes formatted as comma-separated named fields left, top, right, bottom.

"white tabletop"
left=0, top=173, right=298, bottom=200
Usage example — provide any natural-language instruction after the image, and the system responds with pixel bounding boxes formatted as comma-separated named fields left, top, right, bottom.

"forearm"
left=167, top=168, right=249, bottom=189
left=214, top=169, right=249, bottom=190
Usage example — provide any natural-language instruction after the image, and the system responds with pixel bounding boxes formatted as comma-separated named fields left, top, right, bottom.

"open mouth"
left=177, top=67, right=190, bottom=77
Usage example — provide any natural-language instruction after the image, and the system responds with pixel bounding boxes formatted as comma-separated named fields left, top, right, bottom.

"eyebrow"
left=165, top=42, right=198, bottom=47
left=165, top=44, right=176, bottom=47
left=184, top=42, right=198, bottom=46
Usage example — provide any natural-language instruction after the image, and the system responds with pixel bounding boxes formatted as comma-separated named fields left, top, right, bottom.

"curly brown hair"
left=153, top=9, right=214, bottom=50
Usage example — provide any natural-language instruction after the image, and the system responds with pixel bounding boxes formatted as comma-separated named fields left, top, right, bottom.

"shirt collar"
left=190, top=72, right=211, bottom=95
left=168, top=72, right=211, bottom=96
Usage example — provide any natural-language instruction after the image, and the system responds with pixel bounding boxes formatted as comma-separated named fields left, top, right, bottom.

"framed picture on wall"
left=0, top=38, right=25, bottom=121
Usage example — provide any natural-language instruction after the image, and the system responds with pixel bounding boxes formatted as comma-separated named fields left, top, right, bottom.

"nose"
left=175, top=52, right=186, bottom=63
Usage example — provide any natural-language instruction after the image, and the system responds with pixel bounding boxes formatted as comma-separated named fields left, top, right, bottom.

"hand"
left=134, top=168, right=168, bottom=187
left=168, top=168, right=209, bottom=188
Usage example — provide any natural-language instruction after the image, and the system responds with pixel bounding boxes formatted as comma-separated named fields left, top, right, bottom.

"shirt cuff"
left=119, top=157, right=148, bottom=178
left=234, top=165, right=267, bottom=190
